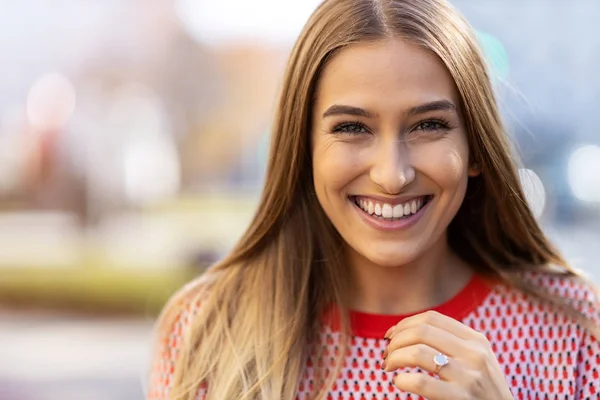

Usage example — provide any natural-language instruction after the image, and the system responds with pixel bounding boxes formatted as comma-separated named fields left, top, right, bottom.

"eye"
left=331, top=121, right=370, bottom=135
left=413, top=119, right=451, bottom=132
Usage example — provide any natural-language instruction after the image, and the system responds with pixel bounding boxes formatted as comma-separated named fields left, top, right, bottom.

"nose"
left=369, top=139, right=415, bottom=194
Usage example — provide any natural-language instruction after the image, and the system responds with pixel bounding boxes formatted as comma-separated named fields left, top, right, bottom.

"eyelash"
left=331, top=121, right=369, bottom=135
left=415, top=118, right=452, bottom=132
left=330, top=118, right=452, bottom=135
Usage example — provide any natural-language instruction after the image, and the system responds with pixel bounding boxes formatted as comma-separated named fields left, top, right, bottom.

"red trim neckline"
left=323, top=273, right=493, bottom=339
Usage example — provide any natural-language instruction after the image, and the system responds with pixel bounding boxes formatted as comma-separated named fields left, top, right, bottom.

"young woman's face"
left=311, top=38, right=479, bottom=268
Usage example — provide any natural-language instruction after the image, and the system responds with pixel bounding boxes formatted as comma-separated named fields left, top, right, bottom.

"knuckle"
left=457, top=389, right=474, bottom=400
left=422, top=310, right=439, bottom=323
left=411, top=344, right=429, bottom=363
left=471, top=346, right=488, bottom=369
left=465, top=370, right=485, bottom=396
left=412, top=373, right=428, bottom=392
left=415, top=323, right=431, bottom=341
left=410, top=323, right=431, bottom=343
left=474, top=330, right=490, bottom=344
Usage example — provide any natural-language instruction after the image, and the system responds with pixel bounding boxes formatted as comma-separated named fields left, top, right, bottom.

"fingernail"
left=384, top=327, right=394, bottom=339
left=381, top=359, right=387, bottom=370
left=382, top=347, right=388, bottom=359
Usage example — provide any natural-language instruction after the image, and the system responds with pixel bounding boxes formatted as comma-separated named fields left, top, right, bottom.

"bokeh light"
left=124, top=138, right=181, bottom=206
left=518, top=168, right=546, bottom=218
left=476, top=31, right=510, bottom=81
left=174, top=0, right=322, bottom=46
left=106, top=84, right=180, bottom=206
left=26, top=73, right=76, bottom=131
left=568, top=144, right=600, bottom=203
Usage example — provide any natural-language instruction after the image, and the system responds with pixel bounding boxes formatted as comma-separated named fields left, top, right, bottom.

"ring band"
left=433, top=353, right=449, bottom=374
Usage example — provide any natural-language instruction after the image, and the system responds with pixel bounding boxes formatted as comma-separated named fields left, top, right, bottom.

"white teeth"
left=355, top=196, right=427, bottom=218
left=392, top=204, right=404, bottom=218
left=382, top=204, right=393, bottom=218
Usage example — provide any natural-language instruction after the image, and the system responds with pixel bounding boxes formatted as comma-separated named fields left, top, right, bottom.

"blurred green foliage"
left=0, top=266, right=198, bottom=316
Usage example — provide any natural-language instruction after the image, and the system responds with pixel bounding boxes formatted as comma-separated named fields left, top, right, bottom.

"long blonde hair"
left=152, top=0, right=596, bottom=398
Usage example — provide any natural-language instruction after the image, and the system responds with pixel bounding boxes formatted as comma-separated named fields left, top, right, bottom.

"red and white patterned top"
left=149, top=273, right=600, bottom=399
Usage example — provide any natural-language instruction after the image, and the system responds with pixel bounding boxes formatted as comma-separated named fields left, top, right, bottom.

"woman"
left=149, top=0, right=600, bottom=399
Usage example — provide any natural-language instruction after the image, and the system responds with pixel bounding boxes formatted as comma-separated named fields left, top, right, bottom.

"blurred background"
left=0, top=0, right=598, bottom=399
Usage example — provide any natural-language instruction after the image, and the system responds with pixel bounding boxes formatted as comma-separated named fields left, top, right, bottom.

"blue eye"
left=414, top=119, right=450, bottom=132
left=331, top=122, right=369, bottom=135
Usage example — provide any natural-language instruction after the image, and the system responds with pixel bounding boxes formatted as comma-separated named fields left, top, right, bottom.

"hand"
left=382, top=310, right=513, bottom=399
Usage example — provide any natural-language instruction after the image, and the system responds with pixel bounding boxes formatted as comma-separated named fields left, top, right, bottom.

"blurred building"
left=0, top=0, right=598, bottom=268
left=0, top=1, right=286, bottom=225
left=453, top=0, right=600, bottom=223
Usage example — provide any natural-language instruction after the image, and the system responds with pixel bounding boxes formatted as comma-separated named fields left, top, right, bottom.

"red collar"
left=323, top=273, right=493, bottom=338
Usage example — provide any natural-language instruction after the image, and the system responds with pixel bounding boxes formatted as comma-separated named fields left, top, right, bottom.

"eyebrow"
left=322, top=104, right=376, bottom=119
left=406, top=100, right=457, bottom=116
left=321, top=99, right=457, bottom=119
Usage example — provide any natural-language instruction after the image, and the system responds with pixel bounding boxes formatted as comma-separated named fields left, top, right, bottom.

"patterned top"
left=149, top=273, right=600, bottom=399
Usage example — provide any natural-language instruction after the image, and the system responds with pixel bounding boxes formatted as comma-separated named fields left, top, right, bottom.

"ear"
left=468, top=162, right=481, bottom=177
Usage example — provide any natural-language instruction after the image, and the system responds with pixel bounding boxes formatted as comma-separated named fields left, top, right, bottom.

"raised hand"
left=382, top=310, right=514, bottom=399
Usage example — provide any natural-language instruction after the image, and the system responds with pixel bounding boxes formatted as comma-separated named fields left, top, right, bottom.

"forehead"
left=314, top=38, right=461, bottom=114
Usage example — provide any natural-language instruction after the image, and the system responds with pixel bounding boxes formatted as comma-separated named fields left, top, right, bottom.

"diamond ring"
left=433, top=352, right=449, bottom=374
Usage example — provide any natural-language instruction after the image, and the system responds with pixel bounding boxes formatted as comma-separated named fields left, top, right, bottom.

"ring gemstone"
left=433, top=353, right=449, bottom=367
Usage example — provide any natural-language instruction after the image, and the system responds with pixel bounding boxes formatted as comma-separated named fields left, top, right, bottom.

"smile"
left=351, top=195, right=432, bottom=221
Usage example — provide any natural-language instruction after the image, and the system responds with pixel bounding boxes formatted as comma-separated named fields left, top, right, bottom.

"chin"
left=360, top=247, right=421, bottom=268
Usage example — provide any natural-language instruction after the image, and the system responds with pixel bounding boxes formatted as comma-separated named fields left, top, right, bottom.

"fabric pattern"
left=149, top=273, right=600, bottom=399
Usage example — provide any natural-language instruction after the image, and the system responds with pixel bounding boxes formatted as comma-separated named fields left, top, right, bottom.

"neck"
left=345, top=235, right=473, bottom=315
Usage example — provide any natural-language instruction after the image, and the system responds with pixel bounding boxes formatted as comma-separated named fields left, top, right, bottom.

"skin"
left=311, top=38, right=512, bottom=399
left=311, top=38, right=477, bottom=314
left=383, top=311, right=514, bottom=399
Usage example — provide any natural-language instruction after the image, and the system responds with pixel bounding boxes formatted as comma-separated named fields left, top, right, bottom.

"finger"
left=393, top=371, right=464, bottom=400
left=387, top=310, right=488, bottom=342
left=383, top=323, right=467, bottom=360
left=384, top=343, right=463, bottom=382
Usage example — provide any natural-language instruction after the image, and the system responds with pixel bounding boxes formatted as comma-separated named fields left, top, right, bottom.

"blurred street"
left=0, top=311, right=154, bottom=400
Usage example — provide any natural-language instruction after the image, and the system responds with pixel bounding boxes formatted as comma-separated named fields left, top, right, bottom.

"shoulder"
left=147, top=272, right=216, bottom=399
left=520, top=271, right=600, bottom=324
left=158, top=271, right=217, bottom=339
left=468, top=270, right=600, bottom=331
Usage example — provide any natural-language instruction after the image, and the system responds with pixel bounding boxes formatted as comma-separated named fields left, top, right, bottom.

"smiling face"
left=311, top=38, right=479, bottom=268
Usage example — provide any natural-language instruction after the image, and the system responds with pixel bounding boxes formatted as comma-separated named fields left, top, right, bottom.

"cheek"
left=443, top=148, right=467, bottom=184
left=414, top=140, right=469, bottom=188
left=313, top=140, right=362, bottom=191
